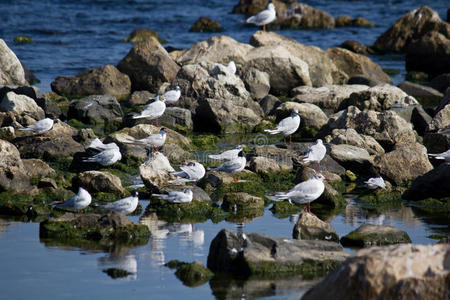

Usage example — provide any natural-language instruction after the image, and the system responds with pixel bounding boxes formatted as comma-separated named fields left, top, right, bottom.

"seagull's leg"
left=233, top=174, right=238, bottom=182
left=156, top=118, right=159, bottom=127
left=263, top=24, right=266, bottom=31
left=289, top=135, right=292, bottom=145
left=317, top=162, right=321, bottom=173
left=283, top=137, right=286, bottom=145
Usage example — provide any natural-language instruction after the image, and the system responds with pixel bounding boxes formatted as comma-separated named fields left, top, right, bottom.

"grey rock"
left=0, top=139, right=31, bottom=192
left=241, top=67, right=270, bottom=99
left=0, top=91, right=45, bottom=120
left=258, top=94, right=281, bottom=116
left=347, top=75, right=385, bottom=87
left=340, top=224, right=411, bottom=247
left=330, top=144, right=374, bottom=174
left=403, top=163, right=450, bottom=201
left=68, top=94, right=123, bottom=124
left=73, top=171, right=126, bottom=195
left=398, top=81, right=443, bottom=105
left=293, top=212, right=339, bottom=242
left=0, top=39, right=28, bottom=85
left=161, top=185, right=211, bottom=202
left=325, top=128, right=384, bottom=155
left=276, top=102, right=328, bottom=130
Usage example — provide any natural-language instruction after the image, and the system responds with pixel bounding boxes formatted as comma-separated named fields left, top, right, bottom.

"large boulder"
left=240, top=67, right=271, bottom=100
left=403, top=163, right=450, bottom=201
left=275, top=102, right=328, bottom=130
left=324, top=128, right=385, bottom=155
left=117, top=37, right=180, bottom=92
left=303, top=243, right=449, bottom=300
left=0, top=39, right=28, bottom=86
left=139, top=152, right=175, bottom=192
left=51, top=65, right=131, bottom=99
left=272, top=2, right=335, bottom=30
left=427, top=103, right=450, bottom=132
left=340, top=224, right=411, bottom=248
left=73, top=171, right=126, bottom=195
left=189, top=17, right=223, bottom=32
left=0, top=139, right=31, bottom=192
left=293, top=212, right=339, bottom=242
left=67, top=94, right=123, bottom=124
left=398, top=81, right=443, bottom=105
left=0, top=91, right=45, bottom=120
left=330, top=144, right=374, bottom=174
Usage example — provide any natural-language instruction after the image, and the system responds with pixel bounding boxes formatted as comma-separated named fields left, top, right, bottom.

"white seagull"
left=208, top=145, right=243, bottom=161
left=123, top=127, right=167, bottom=152
left=428, top=149, right=450, bottom=162
left=53, top=187, right=92, bottom=212
left=102, top=191, right=139, bottom=215
left=132, top=95, right=166, bottom=126
left=19, top=118, right=54, bottom=134
left=269, top=173, right=326, bottom=214
left=246, top=2, right=277, bottom=31
left=87, top=138, right=120, bottom=151
left=169, top=161, right=206, bottom=184
left=83, top=147, right=122, bottom=166
left=364, top=176, right=386, bottom=189
left=209, top=150, right=246, bottom=182
left=302, top=139, right=327, bottom=172
left=227, top=61, right=236, bottom=75
left=161, top=86, right=181, bottom=104
left=264, top=109, right=300, bottom=145
left=153, top=188, right=193, bottom=204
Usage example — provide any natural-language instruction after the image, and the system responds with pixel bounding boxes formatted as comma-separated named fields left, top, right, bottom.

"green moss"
left=192, top=134, right=219, bottom=150
left=174, top=261, right=214, bottom=287
left=298, top=126, right=318, bottom=139
left=14, top=36, right=32, bottom=43
left=270, top=201, right=302, bottom=216
left=67, top=119, right=89, bottom=130
left=277, top=96, right=291, bottom=103
left=253, top=120, right=275, bottom=133
left=345, top=170, right=357, bottom=181
left=340, top=229, right=411, bottom=248
left=427, top=234, right=447, bottom=240
left=382, top=68, right=400, bottom=75
left=412, top=197, right=450, bottom=213
left=357, top=190, right=403, bottom=207
left=103, top=268, right=131, bottom=279
left=165, top=259, right=186, bottom=269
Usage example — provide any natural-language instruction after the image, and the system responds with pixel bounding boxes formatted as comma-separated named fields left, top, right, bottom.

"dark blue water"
left=1, top=0, right=448, bottom=93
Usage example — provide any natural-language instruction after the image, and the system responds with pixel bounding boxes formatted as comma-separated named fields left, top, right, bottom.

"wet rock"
left=253, top=145, right=295, bottom=170
left=0, top=39, right=28, bottom=85
left=117, top=37, right=180, bottom=92
left=403, top=163, right=450, bottom=201
left=347, top=75, right=385, bottom=87
left=174, top=261, right=214, bottom=287
left=340, top=40, right=368, bottom=54
left=259, top=94, right=281, bottom=116
left=293, top=212, right=339, bottom=242
left=0, top=139, right=31, bottom=192
left=103, top=268, right=131, bottom=279
left=249, top=156, right=282, bottom=173
left=35, top=96, right=62, bottom=120
left=122, top=28, right=167, bottom=44
left=303, top=243, right=449, bottom=300
left=207, top=229, right=349, bottom=278
left=22, top=158, right=56, bottom=178
left=340, top=224, right=411, bottom=248
left=291, top=84, right=369, bottom=114
left=139, top=152, right=175, bottom=192
left=276, top=102, right=328, bottom=130
left=330, top=144, right=374, bottom=173
left=67, top=94, right=123, bottom=125
left=73, top=171, right=125, bottom=195
left=128, top=90, right=153, bottom=106
left=0, top=91, right=45, bottom=120
left=423, top=131, right=450, bottom=154
left=374, top=143, right=433, bottom=186
left=429, top=73, right=450, bottom=93
left=335, top=16, right=374, bottom=27
left=222, top=192, right=264, bottom=211
left=324, top=128, right=385, bottom=155
left=398, top=81, right=443, bottom=105
left=427, top=103, right=449, bottom=132
left=326, top=47, right=391, bottom=84
left=161, top=185, right=211, bottom=202
left=241, top=67, right=270, bottom=100
left=276, top=2, right=335, bottom=30
left=190, top=17, right=223, bottom=32
left=158, top=107, right=193, bottom=132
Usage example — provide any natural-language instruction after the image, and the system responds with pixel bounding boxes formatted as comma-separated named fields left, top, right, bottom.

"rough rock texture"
left=276, top=102, right=328, bottom=130
left=139, top=152, right=175, bottom=192
left=51, top=65, right=131, bottom=99
left=0, top=85, right=41, bottom=102
left=22, top=158, right=56, bottom=178
left=122, top=28, right=166, bottom=44
left=67, top=94, right=123, bottom=124
left=253, top=145, right=295, bottom=170
left=0, top=91, right=45, bottom=120
left=73, top=171, right=125, bottom=195
left=241, top=67, right=271, bottom=100
left=293, top=212, right=339, bottom=242
left=259, top=94, right=281, bottom=116
left=330, top=144, right=374, bottom=173
left=222, top=192, right=264, bottom=211
left=403, top=163, right=450, bottom=201
left=340, top=40, right=368, bottom=54
left=303, top=243, right=449, bottom=300
left=428, top=103, right=450, bottom=132
left=249, top=156, right=282, bottom=173
left=398, top=81, right=443, bottom=104
left=174, top=261, right=214, bottom=287
left=335, top=16, right=374, bottom=28
left=0, top=139, right=31, bottom=192
left=117, top=37, right=180, bottom=92
left=158, top=107, right=193, bottom=131
left=161, top=185, right=211, bottom=202
left=190, top=17, right=223, bottom=32
left=374, top=143, right=433, bottom=186
left=324, top=128, right=385, bottom=155
left=423, top=132, right=450, bottom=154
left=128, top=90, right=154, bottom=106
left=207, top=229, right=349, bottom=278
left=0, top=39, right=28, bottom=86
left=340, top=224, right=411, bottom=248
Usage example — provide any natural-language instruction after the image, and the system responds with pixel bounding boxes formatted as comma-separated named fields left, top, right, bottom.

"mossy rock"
left=122, top=28, right=167, bottom=44
left=253, top=120, right=275, bottom=132
left=222, top=193, right=264, bottom=211
left=174, top=261, right=214, bottom=287
left=382, top=68, right=400, bottom=75
left=103, top=268, right=131, bottom=279
left=225, top=208, right=264, bottom=224
left=357, top=190, right=403, bottom=206
left=270, top=201, right=303, bottom=216
left=192, top=134, right=219, bottom=150
left=345, top=170, right=357, bottom=181
left=340, top=224, right=411, bottom=248
left=14, top=36, right=32, bottom=43
left=411, top=197, right=450, bottom=213
left=189, top=17, right=223, bottom=33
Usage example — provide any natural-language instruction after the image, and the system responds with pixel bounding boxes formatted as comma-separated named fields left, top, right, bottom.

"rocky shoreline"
left=0, top=3, right=449, bottom=299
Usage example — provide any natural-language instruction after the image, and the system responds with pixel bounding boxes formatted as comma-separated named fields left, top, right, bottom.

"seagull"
left=53, top=187, right=92, bottom=212
left=19, top=118, right=54, bottom=134
left=82, top=147, right=122, bottom=166
left=169, top=161, right=206, bottom=184
left=302, top=139, right=327, bottom=172
left=102, top=191, right=139, bottom=215
left=246, top=2, right=277, bottom=31
left=123, top=127, right=167, bottom=152
left=364, top=176, right=386, bottom=189
left=87, top=138, right=120, bottom=151
left=161, top=86, right=181, bottom=104
left=209, top=150, right=246, bottom=182
left=428, top=149, right=450, bottom=162
left=264, top=109, right=300, bottom=145
left=132, top=95, right=166, bottom=126
left=227, top=61, right=236, bottom=74
left=208, top=145, right=243, bottom=161
left=152, top=188, right=193, bottom=204
left=269, top=173, right=326, bottom=215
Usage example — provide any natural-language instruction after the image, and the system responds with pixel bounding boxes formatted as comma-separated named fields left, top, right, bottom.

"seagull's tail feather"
left=152, top=194, right=169, bottom=200
left=168, top=178, right=190, bottom=184
left=267, top=193, right=289, bottom=202
left=208, top=154, right=225, bottom=160
left=18, top=127, right=32, bottom=131
left=428, top=153, right=444, bottom=159
left=264, top=129, right=280, bottom=135
left=88, top=138, right=105, bottom=150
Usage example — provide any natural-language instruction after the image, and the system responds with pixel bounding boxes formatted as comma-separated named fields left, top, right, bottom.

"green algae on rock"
left=340, top=224, right=411, bottom=248
left=174, top=261, right=214, bottom=287
left=103, top=268, right=131, bottom=279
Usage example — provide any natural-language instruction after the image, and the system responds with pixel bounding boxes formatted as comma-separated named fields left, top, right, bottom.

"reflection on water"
left=98, top=252, right=138, bottom=280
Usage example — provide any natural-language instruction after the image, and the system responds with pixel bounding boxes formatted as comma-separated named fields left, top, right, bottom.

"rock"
left=259, top=94, right=281, bottom=116
left=22, top=158, right=56, bottom=178
left=347, top=75, right=385, bottom=87
left=122, top=28, right=166, bottom=44
left=427, top=103, right=450, bottom=132
left=374, top=143, right=433, bottom=186
left=409, top=105, right=433, bottom=136
left=128, top=90, right=154, bottom=106
left=293, top=212, right=339, bottom=242
left=403, top=163, right=450, bottom=201
left=0, top=91, right=45, bottom=120
left=291, top=84, right=369, bottom=114
left=429, top=73, right=450, bottom=93
left=160, top=143, right=191, bottom=164
left=253, top=145, right=295, bottom=170
left=232, top=0, right=270, bottom=15
left=190, top=17, right=223, bottom=32
left=158, top=107, right=193, bottom=132
left=423, top=132, right=450, bottom=154
left=139, top=152, right=175, bottom=191
left=276, top=102, right=328, bottom=130
left=0, top=126, right=14, bottom=140
left=222, top=192, right=264, bottom=211
left=117, top=37, right=180, bottom=92
left=374, top=6, right=450, bottom=53
left=174, top=261, right=214, bottom=287
left=405, top=31, right=450, bottom=78
left=73, top=171, right=125, bottom=195
left=207, top=229, right=349, bottom=278
left=335, top=16, right=374, bottom=27
left=0, top=139, right=31, bottom=192
left=35, top=96, right=62, bottom=120
left=249, top=156, right=281, bottom=173
left=340, top=40, right=368, bottom=54
left=38, top=178, right=58, bottom=189
left=161, top=185, right=211, bottom=202
left=329, top=144, right=374, bottom=173
left=398, top=81, right=443, bottom=105
left=67, top=94, right=123, bottom=124
left=0, top=85, right=41, bottom=102
left=324, top=128, right=384, bottom=155
left=303, top=243, right=449, bottom=300
left=340, top=224, right=411, bottom=247
left=0, top=39, right=28, bottom=85
left=326, top=47, right=391, bottom=84
left=51, top=65, right=131, bottom=99
left=241, top=67, right=270, bottom=99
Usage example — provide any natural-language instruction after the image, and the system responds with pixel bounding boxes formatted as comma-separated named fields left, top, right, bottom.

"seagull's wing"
left=104, top=197, right=132, bottom=211
left=247, top=9, right=272, bottom=24
left=213, top=158, right=242, bottom=173
left=292, top=179, right=323, bottom=196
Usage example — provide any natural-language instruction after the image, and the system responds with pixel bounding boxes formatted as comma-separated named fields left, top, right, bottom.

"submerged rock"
left=190, top=17, right=223, bottom=32
left=173, top=261, right=214, bottom=287
left=340, top=224, right=411, bottom=248
left=207, top=229, right=349, bottom=278
left=303, top=243, right=449, bottom=300
left=293, top=212, right=339, bottom=242
left=122, top=28, right=167, bottom=44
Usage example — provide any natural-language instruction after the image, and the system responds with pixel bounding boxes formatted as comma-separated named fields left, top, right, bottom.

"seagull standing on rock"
left=269, top=173, right=326, bottom=215
left=208, top=145, right=243, bottom=161
left=209, top=151, right=246, bottom=182
left=169, top=161, right=206, bottom=184
left=152, top=188, right=193, bottom=204
left=53, top=187, right=92, bottom=212
left=19, top=118, right=54, bottom=135
left=161, top=86, right=181, bottom=105
left=123, top=127, right=167, bottom=152
left=264, top=109, right=300, bottom=145
left=102, top=191, right=139, bottom=215
left=246, top=2, right=277, bottom=31
left=132, top=95, right=166, bottom=126
left=302, top=139, right=327, bottom=172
